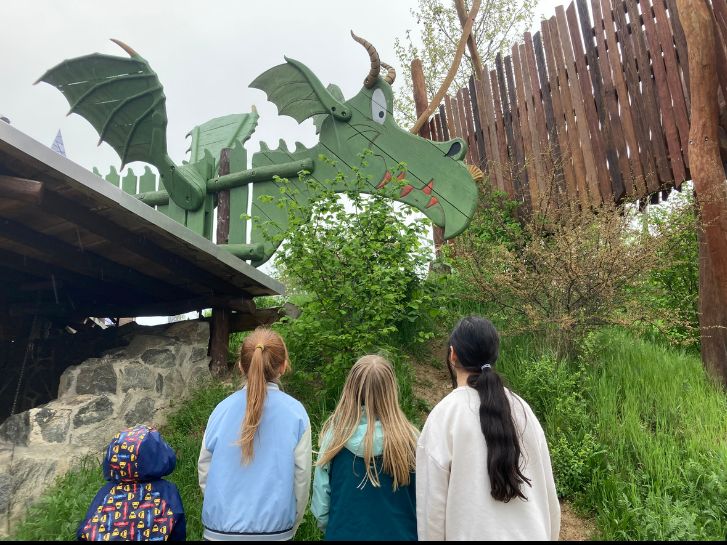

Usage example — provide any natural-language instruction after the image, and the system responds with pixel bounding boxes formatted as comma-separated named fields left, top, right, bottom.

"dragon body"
left=39, top=34, right=479, bottom=266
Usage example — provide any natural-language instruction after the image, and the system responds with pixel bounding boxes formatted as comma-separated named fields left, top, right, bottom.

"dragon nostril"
left=446, top=141, right=462, bottom=157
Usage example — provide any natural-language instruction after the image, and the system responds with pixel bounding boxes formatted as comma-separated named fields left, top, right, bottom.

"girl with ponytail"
left=198, top=328, right=311, bottom=541
left=416, top=316, right=560, bottom=540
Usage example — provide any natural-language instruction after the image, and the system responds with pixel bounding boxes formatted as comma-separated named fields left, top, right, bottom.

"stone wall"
left=0, top=320, right=211, bottom=536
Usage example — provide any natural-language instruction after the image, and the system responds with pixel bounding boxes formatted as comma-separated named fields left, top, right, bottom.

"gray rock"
left=73, top=396, right=114, bottom=427
left=76, top=361, right=117, bottom=395
left=190, top=346, right=208, bottom=362
left=141, top=348, right=175, bottom=369
left=57, top=368, right=77, bottom=399
left=0, top=472, right=10, bottom=513
left=34, top=408, right=71, bottom=443
left=123, top=334, right=169, bottom=358
left=124, top=397, right=155, bottom=427
left=155, top=374, right=164, bottom=394
left=120, top=365, right=156, bottom=392
left=167, top=320, right=208, bottom=343
left=0, top=412, right=30, bottom=446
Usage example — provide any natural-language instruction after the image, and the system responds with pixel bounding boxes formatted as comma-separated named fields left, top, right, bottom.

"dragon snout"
left=441, top=138, right=467, bottom=161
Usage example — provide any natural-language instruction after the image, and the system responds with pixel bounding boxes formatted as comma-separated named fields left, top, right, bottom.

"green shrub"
left=270, top=162, right=433, bottom=398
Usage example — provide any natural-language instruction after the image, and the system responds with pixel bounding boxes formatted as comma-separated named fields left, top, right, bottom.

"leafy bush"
left=637, top=188, right=700, bottom=350
left=268, top=161, right=433, bottom=398
left=450, top=178, right=671, bottom=358
left=500, top=352, right=603, bottom=499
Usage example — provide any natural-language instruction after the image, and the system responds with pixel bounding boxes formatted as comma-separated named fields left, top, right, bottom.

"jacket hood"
left=344, top=412, right=384, bottom=457
left=103, top=425, right=176, bottom=483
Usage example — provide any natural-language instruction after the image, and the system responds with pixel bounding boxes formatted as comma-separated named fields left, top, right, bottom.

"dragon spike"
left=295, top=142, right=306, bottom=153
left=278, top=138, right=289, bottom=152
left=381, top=62, right=396, bottom=86
left=251, top=104, right=258, bottom=114
left=260, top=141, right=270, bottom=152
left=350, top=31, right=381, bottom=89
left=110, top=38, right=140, bottom=58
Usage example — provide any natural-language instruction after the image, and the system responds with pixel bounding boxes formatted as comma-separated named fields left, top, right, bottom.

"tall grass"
left=582, top=330, right=727, bottom=540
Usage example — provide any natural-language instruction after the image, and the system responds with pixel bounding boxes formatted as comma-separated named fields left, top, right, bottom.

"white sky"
left=1, top=0, right=560, bottom=172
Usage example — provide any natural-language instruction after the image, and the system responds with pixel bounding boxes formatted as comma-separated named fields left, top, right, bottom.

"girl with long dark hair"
left=416, top=316, right=560, bottom=540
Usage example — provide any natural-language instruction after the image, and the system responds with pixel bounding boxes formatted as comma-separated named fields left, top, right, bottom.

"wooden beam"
left=228, top=303, right=301, bottom=332
left=0, top=175, right=43, bottom=204
left=39, top=190, right=246, bottom=295
left=0, top=217, right=186, bottom=300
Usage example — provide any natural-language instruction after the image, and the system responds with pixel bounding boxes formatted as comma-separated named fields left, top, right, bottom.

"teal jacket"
left=311, top=414, right=417, bottom=541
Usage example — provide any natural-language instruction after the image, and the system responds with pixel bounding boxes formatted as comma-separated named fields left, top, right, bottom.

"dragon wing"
left=186, top=111, right=259, bottom=168
left=250, top=57, right=351, bottom=124
left=36, top=39, right=168, bottom=169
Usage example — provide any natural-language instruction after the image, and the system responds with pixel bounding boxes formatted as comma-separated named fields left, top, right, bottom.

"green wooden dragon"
left=38, top=34, right=479, bottom=266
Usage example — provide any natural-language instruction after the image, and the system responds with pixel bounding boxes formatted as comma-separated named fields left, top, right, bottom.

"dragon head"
left=251, top=32, right=479, bottom=240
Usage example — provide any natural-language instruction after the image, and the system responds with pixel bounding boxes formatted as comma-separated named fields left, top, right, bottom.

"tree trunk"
left=677, top=0, right=727, bottom=385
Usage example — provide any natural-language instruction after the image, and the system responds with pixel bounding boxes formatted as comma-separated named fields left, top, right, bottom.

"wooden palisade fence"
left=417, top=0, right=727, bottom=209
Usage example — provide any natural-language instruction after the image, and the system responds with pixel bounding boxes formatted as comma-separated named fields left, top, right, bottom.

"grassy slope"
left=9, top=330, right=727, bottom=541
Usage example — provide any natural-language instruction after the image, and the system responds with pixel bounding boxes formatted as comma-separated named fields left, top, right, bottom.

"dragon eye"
left=371, top=88, right=386, bottom=124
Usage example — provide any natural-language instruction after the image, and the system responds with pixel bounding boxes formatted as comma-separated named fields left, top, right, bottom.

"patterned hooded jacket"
left=77, top=425, right=186, bottom=541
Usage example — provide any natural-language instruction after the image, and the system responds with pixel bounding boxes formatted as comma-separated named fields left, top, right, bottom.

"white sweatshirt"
left=416, top=386, right=560, bottom=541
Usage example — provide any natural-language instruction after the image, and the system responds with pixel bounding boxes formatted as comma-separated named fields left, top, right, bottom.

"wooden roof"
left=0, top=122, right=284, bottom=323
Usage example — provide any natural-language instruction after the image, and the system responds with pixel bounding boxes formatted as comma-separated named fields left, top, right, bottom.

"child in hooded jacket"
left=311, top=355, right=419, bottom=541
left=78, top=425, right=186, bottom=541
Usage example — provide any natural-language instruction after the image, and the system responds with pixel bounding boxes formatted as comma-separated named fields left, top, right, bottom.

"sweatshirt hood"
left=344, top=412, right=384, bottom=457
left=103, top=425, right=176, bottom=483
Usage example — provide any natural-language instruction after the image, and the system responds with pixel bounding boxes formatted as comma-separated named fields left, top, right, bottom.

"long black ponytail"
left=448, top=316, right=531, bottom=502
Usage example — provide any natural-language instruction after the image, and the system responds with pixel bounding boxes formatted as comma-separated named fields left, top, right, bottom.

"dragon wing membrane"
left=37, top=49, right=168, bottom=168
left=250, top=57, right=350, bottom=125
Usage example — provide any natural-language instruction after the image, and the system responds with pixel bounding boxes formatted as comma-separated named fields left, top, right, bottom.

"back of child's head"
left=237, top=327, right=289, bottom=464
left=103, top=425, right=176, bottom=483
left=318, top=355, right=418, bottom=489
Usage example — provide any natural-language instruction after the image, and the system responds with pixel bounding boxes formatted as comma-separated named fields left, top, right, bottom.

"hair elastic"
left=255, top=344, right=265, bottom=352
left=481, top=363, right=491, bottom=371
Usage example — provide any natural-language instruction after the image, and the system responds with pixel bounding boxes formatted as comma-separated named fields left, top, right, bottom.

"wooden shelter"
left=0, top=121, right=284, bottom=338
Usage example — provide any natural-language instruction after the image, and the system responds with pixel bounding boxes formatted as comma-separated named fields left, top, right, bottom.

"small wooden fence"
left=421, top=0, right=727, bottom=209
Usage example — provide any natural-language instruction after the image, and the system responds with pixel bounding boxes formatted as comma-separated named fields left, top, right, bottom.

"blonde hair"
left=317, top=355, right=418, bottom=489
left=237, top=327, right=288, bottom=464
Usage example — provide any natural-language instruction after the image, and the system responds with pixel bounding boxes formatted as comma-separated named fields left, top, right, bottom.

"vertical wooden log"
left=411, top=58, right=444, bottom=255
left=411, top=59, right=431, bottom=140
left=210, top=149, right=232, bottom=377
left=677, top=0, right=727, bottom=385
left=216, top=149, right=231, bottom=245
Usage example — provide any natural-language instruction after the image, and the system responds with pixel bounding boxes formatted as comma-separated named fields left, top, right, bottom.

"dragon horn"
left=110, top=38, right=140, bottom=58
left=381, top=62, right=396, bottom=86
left=350, top=31, right=380, bottom=89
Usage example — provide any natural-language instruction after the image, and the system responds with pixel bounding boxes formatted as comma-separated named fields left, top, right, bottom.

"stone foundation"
left=0, top=320, right=211, bottom=536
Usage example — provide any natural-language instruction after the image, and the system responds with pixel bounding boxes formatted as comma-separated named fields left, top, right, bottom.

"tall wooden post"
left=677, top=0, right=727, bottom=385
left=210, top=149, right=232, bottom=377
left=411, top=59, right=445, bottom=254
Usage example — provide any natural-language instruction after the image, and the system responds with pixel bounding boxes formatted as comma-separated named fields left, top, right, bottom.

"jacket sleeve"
left=197, top=430, right=212, bottom=495
left=77, top=484, right=111, bottom=540
left=416, top=442, right=450, bottom=541
left=170, top=511, right=186, bottom=541
left=310, top=457, right=331, bottom=532
left=293, top=423, right=312, bottom=531
left=539, top=431, right=561, bottom=540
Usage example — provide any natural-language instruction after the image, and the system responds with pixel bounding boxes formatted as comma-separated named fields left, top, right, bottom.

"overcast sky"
left=1, top=0, right=560, bottom=173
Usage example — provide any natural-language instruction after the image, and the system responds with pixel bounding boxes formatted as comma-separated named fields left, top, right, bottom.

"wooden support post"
left=210, top=148, right=233, bottom=377
left=677, top=0, right=727, bottom=386
left=411, top=58, right=446, bottom=256
left=209, top=307, right=231, bottom=377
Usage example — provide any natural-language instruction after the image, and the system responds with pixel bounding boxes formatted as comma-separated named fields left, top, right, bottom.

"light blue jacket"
left=311, top=413, right=384, bottom=531
left=198, top=384, right=311, bottom=541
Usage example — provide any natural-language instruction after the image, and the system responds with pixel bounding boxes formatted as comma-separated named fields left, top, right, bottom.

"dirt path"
left=410, top=355, right=596, bottom=541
